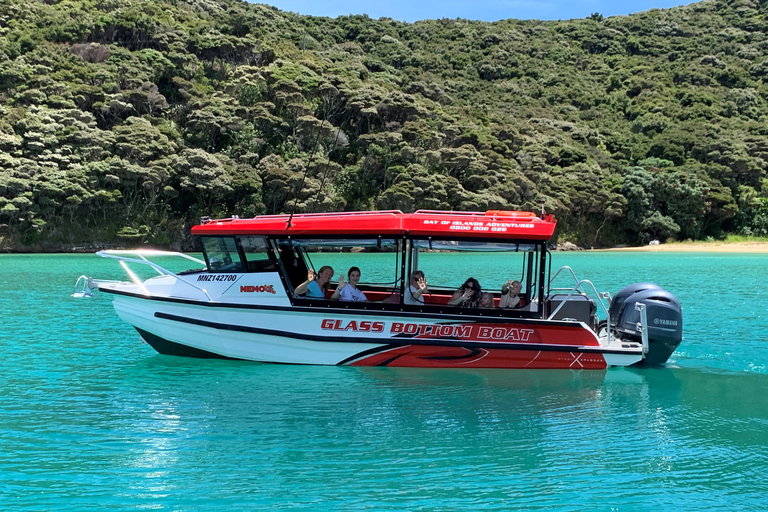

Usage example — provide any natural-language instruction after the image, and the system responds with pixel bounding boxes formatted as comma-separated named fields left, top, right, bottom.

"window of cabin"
left=273, top=237, right=402, bottom=300
left=273, top=239, right=310, bottom=289
left=408, top=239, right=543, bottom=309
left=200, top=236, right=245, bottom=273
left=238, top=236, right=276, bottom=272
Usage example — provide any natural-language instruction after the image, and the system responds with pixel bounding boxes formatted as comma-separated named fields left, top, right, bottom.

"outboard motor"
left=610, top=283, right=683, bottom=366
left=608, top=282, right=662, bottom=328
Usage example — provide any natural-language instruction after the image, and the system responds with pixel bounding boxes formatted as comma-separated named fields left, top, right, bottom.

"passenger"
left=332, top=266, right=368, bottom=302
left=448, top=278, right=482, bottom=308
left=479, top=292, right=496, bottom=308
left=499, top=280, right=522, bottom=308
left=295, top=265, right=334, bottom=298
left=404, top=270, right=429, bottom=305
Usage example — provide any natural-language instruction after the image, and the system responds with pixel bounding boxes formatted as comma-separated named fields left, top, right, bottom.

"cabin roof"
left=191, top=210, right=557, bottom=240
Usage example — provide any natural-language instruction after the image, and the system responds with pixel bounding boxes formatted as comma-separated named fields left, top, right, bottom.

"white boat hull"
left=109, top=292, right=645, bottom=369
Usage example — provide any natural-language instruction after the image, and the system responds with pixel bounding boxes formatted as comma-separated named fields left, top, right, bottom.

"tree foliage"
left=0, top=0, right=766, bottom=249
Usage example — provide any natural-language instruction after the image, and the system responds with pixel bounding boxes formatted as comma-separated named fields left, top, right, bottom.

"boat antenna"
left=287, top=89, right=347, bottom=223
left=286, top=119, right=327, bottom=228
left=310, top=125, right=346, bottom=213
left=540, top=197, right=546, bottom=219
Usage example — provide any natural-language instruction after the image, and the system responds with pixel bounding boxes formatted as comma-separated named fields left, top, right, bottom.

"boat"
left=76, top=209, right=683, bottom=369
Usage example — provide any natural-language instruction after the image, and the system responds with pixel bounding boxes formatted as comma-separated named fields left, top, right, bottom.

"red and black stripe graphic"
left=344, top=344, right=607, bottom=369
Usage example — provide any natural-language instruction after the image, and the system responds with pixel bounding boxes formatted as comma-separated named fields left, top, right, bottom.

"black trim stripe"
left=153, top=312, right=639, bottom=356
left=101, top=287, right=578, bottom=327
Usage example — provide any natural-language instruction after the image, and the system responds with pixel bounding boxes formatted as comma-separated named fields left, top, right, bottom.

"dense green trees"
left=0, top=0, right=767, bottom=250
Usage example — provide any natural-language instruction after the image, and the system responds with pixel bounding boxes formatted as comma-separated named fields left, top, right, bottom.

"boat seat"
left=425, top=295, right=527, bottom=308
left=381, top=293, right=401, bottom=304
left=423, top=294, right=450, bottom=305
left=324, top=289, right=400, bottom=303
left=360, top=290, right=394, bottom=302
left=546, top=293, right=596, bottom=328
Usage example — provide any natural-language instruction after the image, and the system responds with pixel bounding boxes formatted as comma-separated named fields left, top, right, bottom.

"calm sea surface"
left=2, top=252, right=768, bottom=511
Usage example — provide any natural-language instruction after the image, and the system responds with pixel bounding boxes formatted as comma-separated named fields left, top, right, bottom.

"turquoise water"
left=2, top=253, right=768, bottom=511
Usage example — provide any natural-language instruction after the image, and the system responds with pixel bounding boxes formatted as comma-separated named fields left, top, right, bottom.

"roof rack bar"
left=413, top=210, right=487, bottom=216
left=203, top=210, right=405, bottom=223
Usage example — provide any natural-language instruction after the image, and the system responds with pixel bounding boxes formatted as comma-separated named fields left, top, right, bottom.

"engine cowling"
left=609, top=283, right=683, bottom=366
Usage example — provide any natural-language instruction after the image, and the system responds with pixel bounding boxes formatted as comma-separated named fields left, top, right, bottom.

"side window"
left=239, top=236, right=276, bottom=272
left=274, top=240, right=308, bottom=289
left=201, top=236, right=245, bottom=273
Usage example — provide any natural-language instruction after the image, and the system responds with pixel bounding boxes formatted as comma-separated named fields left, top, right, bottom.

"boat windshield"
left=200, top=236, right=245, bottom=273
left=199, top=235, right=277, bottom=273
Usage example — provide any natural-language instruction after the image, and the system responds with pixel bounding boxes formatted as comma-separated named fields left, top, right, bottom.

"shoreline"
left=3, top=239, right=768, bottom=254
left=595, top=242, right=768, bottom=253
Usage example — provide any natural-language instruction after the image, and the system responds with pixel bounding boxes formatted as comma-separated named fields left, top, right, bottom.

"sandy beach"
left=599, top=242, right=768, bottom=253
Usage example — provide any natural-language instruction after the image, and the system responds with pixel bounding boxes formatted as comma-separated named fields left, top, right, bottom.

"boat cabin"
left=191, top=210, right=594, bottom=324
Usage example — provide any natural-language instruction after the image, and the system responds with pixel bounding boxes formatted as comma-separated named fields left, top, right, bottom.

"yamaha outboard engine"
left=609, top=283, right=683, bottom=366
left=608, top=282, right=662, bottom=328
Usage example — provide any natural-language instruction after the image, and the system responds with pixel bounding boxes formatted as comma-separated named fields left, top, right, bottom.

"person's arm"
left=411, top=277, right=428, bottom=302
left=330, top=275, right=346, bottom=300
left=448, top=288, right=471, bottom=305
left=294, top=270, right=316, bottom=296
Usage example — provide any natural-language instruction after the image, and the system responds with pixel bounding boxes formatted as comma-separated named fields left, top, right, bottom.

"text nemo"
left=321, top=319, right=385, bottom=333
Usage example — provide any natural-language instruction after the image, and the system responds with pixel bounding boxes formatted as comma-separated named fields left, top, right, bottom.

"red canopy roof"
left=191, top=210, right=557, bottom=240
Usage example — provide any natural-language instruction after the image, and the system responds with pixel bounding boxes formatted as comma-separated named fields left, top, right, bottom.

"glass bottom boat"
left=76, top=210, right=682, bottom=369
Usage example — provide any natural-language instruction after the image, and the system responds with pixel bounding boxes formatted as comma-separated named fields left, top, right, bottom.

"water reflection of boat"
left=354, top=366, right=645, bottom=389
left=77, top=210, right=683, bottom=369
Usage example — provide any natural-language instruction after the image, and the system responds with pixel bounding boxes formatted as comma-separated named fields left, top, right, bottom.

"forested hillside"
left=1, top=0, right=767, bottom=250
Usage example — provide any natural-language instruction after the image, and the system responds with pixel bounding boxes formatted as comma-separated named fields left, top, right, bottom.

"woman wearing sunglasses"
left=448, top=277, right=482, bottom=308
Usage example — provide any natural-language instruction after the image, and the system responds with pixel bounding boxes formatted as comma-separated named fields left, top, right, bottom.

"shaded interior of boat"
left=194, top=231, right=598, bottom=328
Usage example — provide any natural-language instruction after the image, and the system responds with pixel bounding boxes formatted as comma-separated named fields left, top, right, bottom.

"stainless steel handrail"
left=95, top=250, right=213, bottom=301
left=547, top=266, right=613, bottom=346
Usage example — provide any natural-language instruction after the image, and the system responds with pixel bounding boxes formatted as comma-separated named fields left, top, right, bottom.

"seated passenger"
left=332, top=266, right=368, bottom=302
left=479, top=292, right=496, bottom=308
left=210, top=255, right=239, bottom=272
left=404, top=270, right=428, bottom=305
left=294, top=266, right=334, bottom=298
left=448, top=278, right=482, bottom=308
left=499, top=280, right=522, bottom=308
